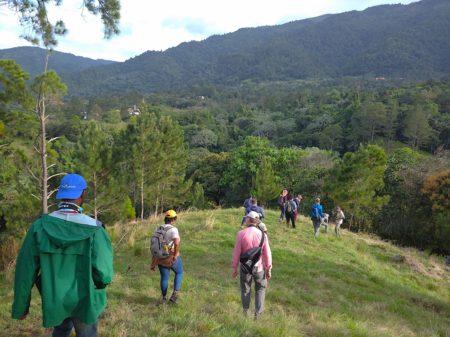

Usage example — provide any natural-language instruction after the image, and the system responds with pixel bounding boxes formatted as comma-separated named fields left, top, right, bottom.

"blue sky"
left=0, top=0, right=419, bottom=62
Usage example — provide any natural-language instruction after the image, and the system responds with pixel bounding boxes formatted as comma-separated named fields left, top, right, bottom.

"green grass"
left=1, top=208, right=449, bottom=337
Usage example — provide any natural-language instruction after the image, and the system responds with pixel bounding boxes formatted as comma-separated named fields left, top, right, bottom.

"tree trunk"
left=140, top=166, right=144, bottom=221
left=39, top=52, right=50, bottom=214
left=93, top=172, right=98, bottom=220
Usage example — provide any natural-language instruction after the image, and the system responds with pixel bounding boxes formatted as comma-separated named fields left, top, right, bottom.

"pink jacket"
left=232, top=226, right=272, bottom=273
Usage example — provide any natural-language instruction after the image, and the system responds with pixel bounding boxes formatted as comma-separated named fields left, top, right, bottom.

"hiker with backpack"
left=293, top=194, right=303, bottom=220
left=284, top=193, right=297, bottom=228
left=277, top=189, right=288, bottom=222
left=240, top=195, right=253, bottom=226
left=241, top=197, right=266, bottom=226
left=232, top=211, right=272, bottom=320
left=150, top=210, right=183, bottom=304
left=310, top=197, right=325, bottom=238
left=334, top=206, right=345, bottom=237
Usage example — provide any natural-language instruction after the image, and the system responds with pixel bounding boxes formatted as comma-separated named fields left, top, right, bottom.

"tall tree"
left=351, top=101, right=387, bottom=144
left=325, top=144, right=389, bottom=231
left=252, top=157, right=280, bottom=207
left=119, top=111, right=189, bottom=220
left=224, top=136, right=277, bottom=204
left=1, top=0, right=121, bottom=214
left=75, top=121, right=119, bottom=220
left=401, top=106, right=433, bottom=150
left=30, top=70, right=67, bottom=212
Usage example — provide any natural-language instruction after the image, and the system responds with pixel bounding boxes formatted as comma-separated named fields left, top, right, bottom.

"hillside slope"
left=0, top=46, right=116, bottom=78
left=58, top=0, right=450, bottom=95
left=1, top=209, right=449, bottom=336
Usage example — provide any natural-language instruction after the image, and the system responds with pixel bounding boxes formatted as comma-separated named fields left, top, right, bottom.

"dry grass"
left=0, top=236, right=19, bottom=272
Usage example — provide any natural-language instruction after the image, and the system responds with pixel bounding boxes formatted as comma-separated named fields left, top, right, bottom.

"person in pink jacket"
left=232, top=211, right=272, bottom=320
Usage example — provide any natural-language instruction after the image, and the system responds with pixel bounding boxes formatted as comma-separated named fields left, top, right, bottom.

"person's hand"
left=232, top=270, right=238, bottom=278
left=266, top=269, right=272, bottom=280
left=150, top=265, right=155, bottom=271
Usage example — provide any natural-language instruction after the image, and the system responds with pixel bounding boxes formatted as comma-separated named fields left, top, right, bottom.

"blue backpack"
left=311, top=205, right=320, bottom=220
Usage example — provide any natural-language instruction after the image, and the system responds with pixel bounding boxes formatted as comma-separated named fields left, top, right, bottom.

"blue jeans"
left=52, top=317, right=97, bottom=337
left=158, top=256, right=183, bottom=297
left=312, top=219, right=321, bottom=238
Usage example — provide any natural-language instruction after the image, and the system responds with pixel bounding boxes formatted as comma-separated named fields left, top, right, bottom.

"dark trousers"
left=52, top=317, right=97, bottom=337
left=285, top=211, right=296, bottom=228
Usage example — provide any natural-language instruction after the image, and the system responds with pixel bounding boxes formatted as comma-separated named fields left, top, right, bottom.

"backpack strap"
left=257, top=226, right=265, bottom=248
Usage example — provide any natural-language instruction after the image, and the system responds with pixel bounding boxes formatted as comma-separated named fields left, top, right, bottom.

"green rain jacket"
left=11, top=214, right=113, bottom=327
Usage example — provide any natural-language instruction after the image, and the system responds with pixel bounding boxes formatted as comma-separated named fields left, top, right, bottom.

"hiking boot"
left=169, top=290, right=179, bottom=304
left=158, top=296, right=167, bottom=305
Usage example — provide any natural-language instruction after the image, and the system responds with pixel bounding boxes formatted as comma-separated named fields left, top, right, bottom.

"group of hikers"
left=11, top=174, right=344, bottom=336
left=243, top=188, right=345, bottom=238
left=233, top=189, right=346, bottom=321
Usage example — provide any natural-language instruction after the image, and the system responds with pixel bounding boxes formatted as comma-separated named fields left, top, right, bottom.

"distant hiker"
left=247, top=198, right=265, bottom=219
left=284, top=193, right=297, bottom=228
left=310, top=197, right=325, bottom=239
left=241, top=197, right=266, bottom=226
left=12, top=174, right=113, bottom=337
left=240, top=195, right=253, bottom=226
left=293, top=194, right=303, bottom=220
left=232, top=211, right=272, bottom=320
left=277, top=189, right=288, bottom=221
left=335, top=206, right=345, bottom=237
left=320, top=213, right=330, bottom=232
left=150, top=210, right=183, bottom=304
left=243, top=195, right=253, bottom=210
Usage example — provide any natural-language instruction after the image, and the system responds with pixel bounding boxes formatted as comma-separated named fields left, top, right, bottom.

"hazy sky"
left=0, top=0, right=419, bottom=62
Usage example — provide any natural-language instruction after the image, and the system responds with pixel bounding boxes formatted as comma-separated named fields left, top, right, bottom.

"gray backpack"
left=150, top=225, right=172, bottom=258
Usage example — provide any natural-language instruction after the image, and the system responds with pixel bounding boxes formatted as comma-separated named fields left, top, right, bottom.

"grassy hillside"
left=1, top=209, right=449, bottom=337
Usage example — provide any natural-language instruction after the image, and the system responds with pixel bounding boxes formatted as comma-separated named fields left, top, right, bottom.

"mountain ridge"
left=0, top=46, right=117, bottom=78
left=1, top=0, right=449, bottom=96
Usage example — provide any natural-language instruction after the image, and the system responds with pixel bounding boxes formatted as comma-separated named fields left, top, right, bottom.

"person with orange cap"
left=150, top=210, right=183, bottom=304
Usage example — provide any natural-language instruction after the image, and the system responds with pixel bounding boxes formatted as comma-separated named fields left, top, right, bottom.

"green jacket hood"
left=41, top=214, right=98, bottom=248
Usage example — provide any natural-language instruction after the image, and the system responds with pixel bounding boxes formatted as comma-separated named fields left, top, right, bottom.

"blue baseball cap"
left=56, top=174, right=87, bottom=200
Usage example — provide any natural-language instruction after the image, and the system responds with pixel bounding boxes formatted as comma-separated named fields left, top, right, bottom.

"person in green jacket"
left=12, top=173, right=114, bottom=337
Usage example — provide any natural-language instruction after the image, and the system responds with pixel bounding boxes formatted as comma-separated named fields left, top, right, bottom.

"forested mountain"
left=52, top=0, right=450, bottom=95
left=2, top=0, right=449, bottom=96
left=0, top=46, right=116, bottom=78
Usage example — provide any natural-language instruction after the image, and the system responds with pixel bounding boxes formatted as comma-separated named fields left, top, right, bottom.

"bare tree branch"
left=26, top=166, right=40, bottom=183
left=48, top=136, right=61, bottom=143
left=31, top=193, right=41, bottom=201
left=47, top=188, right=59, bottom=199
left=48, top=172, right=66, bottom=181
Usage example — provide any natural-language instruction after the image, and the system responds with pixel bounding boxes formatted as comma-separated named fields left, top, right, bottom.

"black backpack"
left=285, top=200, right=295, bottom=214
left=239, top=227, right=265, bottom=274
left=150, top=225, right=173, bottom=259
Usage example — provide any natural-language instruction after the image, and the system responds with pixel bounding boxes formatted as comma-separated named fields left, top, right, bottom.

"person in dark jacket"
left=246, top=198, right=265, bottom=220
left=277, top=189, right=288, bottom=222
left=284, top=193, right=297, bottom=228
left=293, top=194, right=303, bottom=220
left=12, top=174, right=113, bottom=337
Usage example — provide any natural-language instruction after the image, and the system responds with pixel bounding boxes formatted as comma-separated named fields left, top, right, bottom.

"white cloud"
left=0, top=0, right=420, bottom=61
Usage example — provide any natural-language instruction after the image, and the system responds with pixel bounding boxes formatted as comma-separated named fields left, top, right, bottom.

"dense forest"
left=1, top=56, right=449, bottom=261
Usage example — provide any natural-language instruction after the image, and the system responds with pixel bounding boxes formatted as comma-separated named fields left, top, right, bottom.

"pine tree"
left=253, top=157, right=281, bottom=207
left=75, top=121, right=121, bottom=221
